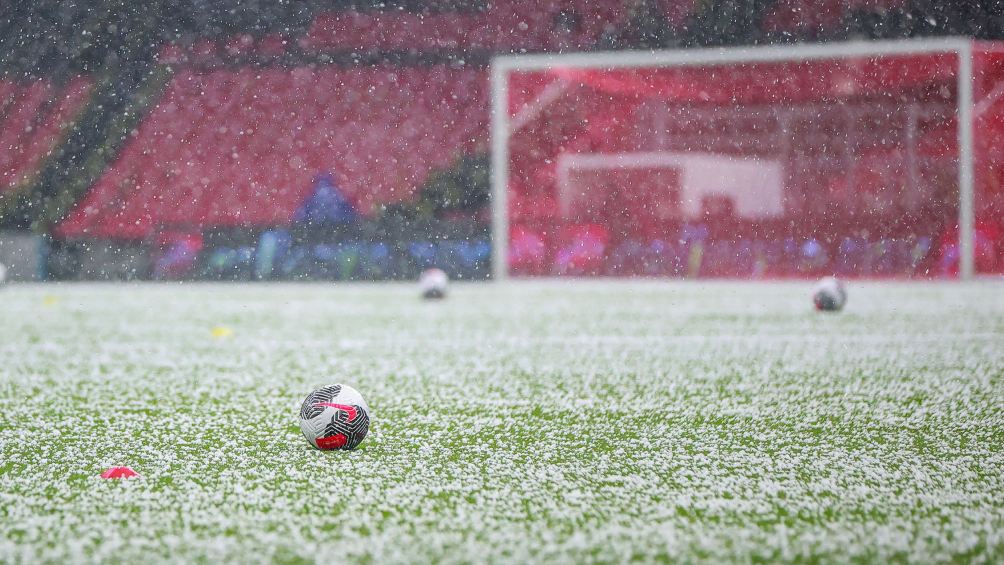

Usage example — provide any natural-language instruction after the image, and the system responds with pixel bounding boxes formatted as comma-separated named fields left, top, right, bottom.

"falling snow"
left=1, top=281, right=1002, bottom=562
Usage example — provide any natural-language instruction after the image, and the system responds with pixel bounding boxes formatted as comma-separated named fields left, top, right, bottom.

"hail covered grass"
left=1, top=281, right=1002, bottom=563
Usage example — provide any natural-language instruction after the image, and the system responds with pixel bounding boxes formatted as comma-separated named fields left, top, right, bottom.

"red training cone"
left=100, top=466, right=140, bottom=479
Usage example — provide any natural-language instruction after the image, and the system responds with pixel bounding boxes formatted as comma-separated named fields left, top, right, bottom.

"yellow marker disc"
left=211, top=326, right=233, bottom=338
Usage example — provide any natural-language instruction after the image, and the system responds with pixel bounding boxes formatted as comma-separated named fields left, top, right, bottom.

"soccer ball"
left=298, top=384, right=371, bottom=450
left=812, top=276, right=847, bottom=312
left=419, top=268, right=448, bottom=299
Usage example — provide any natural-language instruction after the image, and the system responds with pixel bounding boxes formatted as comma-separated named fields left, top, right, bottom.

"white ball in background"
left=419, top=268, right=448, bottom=300
left=812, top=276, right=847, bottom=312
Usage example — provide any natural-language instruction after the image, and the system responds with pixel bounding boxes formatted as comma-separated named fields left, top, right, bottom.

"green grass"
left=1, top=280, right=1003, bottom=563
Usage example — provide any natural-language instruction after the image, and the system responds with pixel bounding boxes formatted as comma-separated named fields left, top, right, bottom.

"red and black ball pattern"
left=317, top=406, right=370, bottom=450
left=300, top=385, right=341, bottom=420
left=299, top=385, right=370, bottom=450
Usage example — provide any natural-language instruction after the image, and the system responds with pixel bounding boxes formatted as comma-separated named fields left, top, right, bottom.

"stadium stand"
left=3, top=0, right=1003, bottom=278
left=0, top=77, right=92, bottom=193
left=762, top=0, right=909, bottom=40
left=302, top=1, right=633, bottom=54
left=58, top=65, right=487, bottom=239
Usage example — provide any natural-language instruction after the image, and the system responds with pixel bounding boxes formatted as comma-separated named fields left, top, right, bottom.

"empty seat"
left=59, top=66, right=488, bottom=238
left=0, top=77, right=93, bottom=192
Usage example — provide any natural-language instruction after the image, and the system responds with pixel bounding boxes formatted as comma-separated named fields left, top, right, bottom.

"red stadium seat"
left=59, top=66, right=488, bottom=238
left=0, top=77, right=93, bottom=192
left=302, top=1, right=630, bottom=54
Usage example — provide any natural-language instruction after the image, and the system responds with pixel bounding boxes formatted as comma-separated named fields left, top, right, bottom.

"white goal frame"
left=490, top=38, right=977, bottom=280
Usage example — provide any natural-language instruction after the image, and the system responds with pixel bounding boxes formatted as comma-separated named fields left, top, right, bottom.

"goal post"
left=490, top=38, right=1002, bottom=280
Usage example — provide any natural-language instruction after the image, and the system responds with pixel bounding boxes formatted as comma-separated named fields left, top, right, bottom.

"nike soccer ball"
left=419, top=268, right=448, bottom=299
left=299, top=384, right=370, bottom=450
left=812, top=276, right=847, bottom=312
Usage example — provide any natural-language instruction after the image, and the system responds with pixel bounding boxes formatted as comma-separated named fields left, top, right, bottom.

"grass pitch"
left=1, top=280, right=1003, bottom=563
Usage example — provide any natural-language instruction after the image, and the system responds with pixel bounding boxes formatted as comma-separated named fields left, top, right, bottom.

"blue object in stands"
left=206, top=246, right=256, bottom=278
left=254, top=229, right=291, bottom=279
left=836, top=237, right=867, bottom=275
left=294, top=172, right=359, bottom=225
left=437, top=240, right=490, bottom=269
left=408, top=242, right=438, bottom=267
left=280, top=246, right=310, bottom=277
left=360, top=243, right=393, bottom=277
left=679, top=222, right=710, bottom=245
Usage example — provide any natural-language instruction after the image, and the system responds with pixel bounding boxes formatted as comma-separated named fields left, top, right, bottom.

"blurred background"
left=0, top=0, right=1002, bottom=282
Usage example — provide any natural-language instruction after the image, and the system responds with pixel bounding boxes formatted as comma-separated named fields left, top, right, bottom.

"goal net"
left=491, top=39, right=1004, bottom=279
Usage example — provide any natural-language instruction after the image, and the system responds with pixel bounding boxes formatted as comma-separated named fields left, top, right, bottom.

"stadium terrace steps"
left=762, top=0, right=908, bottom=38
left=302, top=1, right=631, bottom=54
left=58, top=66, right=487, bottom=239
left=155, top=1, right=703, bottom=61
left=0, top=77, right=93, bottom=194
